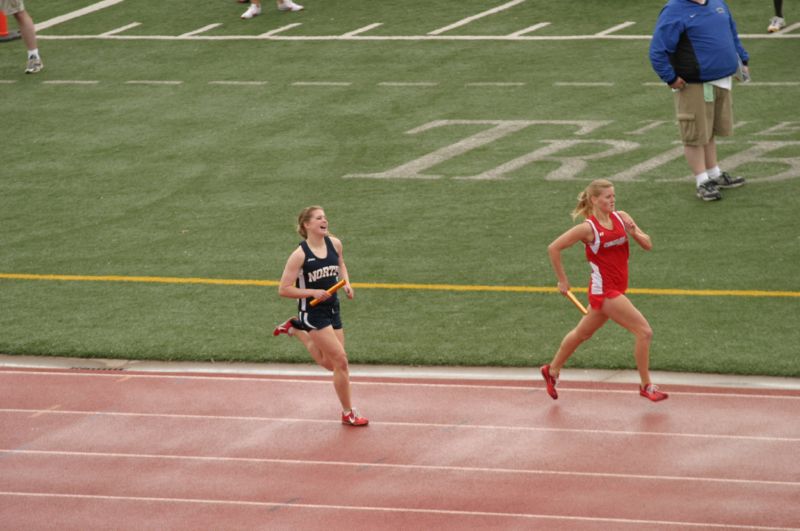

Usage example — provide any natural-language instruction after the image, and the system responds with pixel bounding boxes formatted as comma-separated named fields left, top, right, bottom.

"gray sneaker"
left=709, top=171, right=745, bottom=189
left=25, top=56, right=43, bottom=74
left=696, top=180, right=722, bottom=201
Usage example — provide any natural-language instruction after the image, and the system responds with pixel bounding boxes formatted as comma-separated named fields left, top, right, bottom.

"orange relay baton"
left=309, top=279, right=347, bottom=307
left=565, top=290, right=589, bottom=315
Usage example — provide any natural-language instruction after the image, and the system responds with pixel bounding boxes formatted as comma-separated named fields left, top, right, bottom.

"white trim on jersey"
left=590, top=262, right=604, bottom=295
left=586, top=219, right=601, bottom=255
left=297, top=271, right=307, bottom=312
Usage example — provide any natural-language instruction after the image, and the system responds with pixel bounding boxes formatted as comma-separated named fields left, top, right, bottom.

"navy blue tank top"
left=296, top=236, right=340, bottom=311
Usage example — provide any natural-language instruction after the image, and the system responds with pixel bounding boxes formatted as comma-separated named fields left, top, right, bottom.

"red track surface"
left=1, top=367, right=798, bottom=530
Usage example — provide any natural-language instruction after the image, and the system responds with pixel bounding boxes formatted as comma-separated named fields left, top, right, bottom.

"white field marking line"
left=3, top=408, right=798, bottom=443
left=2, top=369, right=799, bottom=401
left=465, top=82, right=526, bottom=87
left=4, top=449, right=798, bottom=488
left=179, top=24, right=222, bottom=38
left=259, top=23, right=302, bottom=37
left=741, top=82, right=800, bottom=86
left=775, top=21, right=800, bottom=33
left=378, top=82, right=438, bottom=87
left=291, top=81, right=352, bottom=86
left=125, top=80, right=183, bottom=85
left=0, top=80, right=17, bottom=84
left=0, top=492, right=793, bottom=530
left=595, top=21, right=636, bottom=36
left=99, top=22, right=140, bottom=37
left=42, top=80, right=100, bottom=85
left=208, top=81, right=268, bottom=86
left=555, top=81, right=615, bottom=87
left=35, top=33, right=800, bottom=41
left=428, top=0, right=527, bottom=36
left=342, top=23, right=383, bottom=37
left=508, top=22, right=550, bottom=37
left=35, top=0, right=125, bottom=32
left=27, top=405, right=60, bottom=418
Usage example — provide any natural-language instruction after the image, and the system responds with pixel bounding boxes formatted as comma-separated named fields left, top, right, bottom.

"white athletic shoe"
left=241, top=3, right=262, bottom=19
left=25, top=55, right=43, bottom=74
left=277, top=1, right=303, bottom=12
left=768, top=16, right=786, bottom=33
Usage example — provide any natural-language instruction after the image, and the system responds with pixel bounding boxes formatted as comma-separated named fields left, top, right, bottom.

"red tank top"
left=584, top=212, right=629, bottom=296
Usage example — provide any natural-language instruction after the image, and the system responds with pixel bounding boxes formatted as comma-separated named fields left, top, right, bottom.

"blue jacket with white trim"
left=649, top=0, right=748, bottom=85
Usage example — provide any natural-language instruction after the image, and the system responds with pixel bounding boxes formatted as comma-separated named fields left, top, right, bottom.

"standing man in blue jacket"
left=650, top=0, right=749, bottom=201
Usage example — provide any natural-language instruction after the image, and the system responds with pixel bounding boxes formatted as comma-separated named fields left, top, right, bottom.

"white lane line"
left=125, top=80, right=183, bottom=85
left=378, top=82, right=438, bottom=87
left=741, top=82, right=800, bottom=86
left=208, top=81, right=268, bottom=86
left=465, top=82, right=525, bottom=87
left=3, top=449, right=796, bottom=487
left=428, top=0, right=526, bottom=35
left=555, top=81, right=615, bottom=87
left=179, top=24, right=222, bottom=38
left=0, top=492, right=793, bottom=529
left=508, top=22, right=550, bottom=37
left=291, top=81, right=351, bottom=86
left=42, top=80, right=100, bottom=85
left=342, top=23, right=382, bottom=37
left=625, top=121, right=668, bottom=135
left=2, top=369, right=799, bottom=400
left=773, top=21, right=800, bottom=33
left=596, top=21, right=636, bottom=36
left=259, top=23, right=302, bottom=37
left=35, top=33, right=800, bottom=41
left=35, top=0, right=126, bottom=32
left=100, top=22, right=140, bottom=37
left=2, top=409, right=798, bottom=442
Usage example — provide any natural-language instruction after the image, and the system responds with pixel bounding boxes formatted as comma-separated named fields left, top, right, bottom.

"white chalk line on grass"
left=35, top=0, right=125, bottom=32
left=428, top=0, right=527, bottom=36
left=4, top=79, right=799, bottom=88
left=35, top=33, right=800, bottom=41
left=2, top=449, right=797, bottom=488
left=2, top=407, right=798, bottom=442
left=0, top=491, right=793, bottom=529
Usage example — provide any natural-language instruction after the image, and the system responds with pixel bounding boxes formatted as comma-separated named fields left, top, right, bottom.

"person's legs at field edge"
left=2, top=1, right=42, bottom=73
left=768, top=0, right=786, bottom=32
left=241, top=0, right=303, bottom=18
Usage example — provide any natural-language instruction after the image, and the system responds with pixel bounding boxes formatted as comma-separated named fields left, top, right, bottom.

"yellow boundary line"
left=1, top=273, right=799, bottom=298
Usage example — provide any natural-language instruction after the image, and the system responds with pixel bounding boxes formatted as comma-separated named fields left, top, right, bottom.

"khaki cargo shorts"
left=673, top=83, right=734, bottom=146
left=1, top=0, right=25, bottom=15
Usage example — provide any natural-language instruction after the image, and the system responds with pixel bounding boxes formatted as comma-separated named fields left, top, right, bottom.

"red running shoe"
left=342, top=408, right=369, bottom=426
left=540, top=364, right=558, bottom=400
left=640, top=384, right=669, bottom=402
left=273, top=317, right=296, bottom=337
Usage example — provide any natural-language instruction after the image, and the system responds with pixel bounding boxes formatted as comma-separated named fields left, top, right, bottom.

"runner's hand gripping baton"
left=309, top=279, right=347, bottom=307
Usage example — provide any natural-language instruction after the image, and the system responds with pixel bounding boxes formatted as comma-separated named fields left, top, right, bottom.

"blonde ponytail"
left=571, top=179, right=614, bottom=220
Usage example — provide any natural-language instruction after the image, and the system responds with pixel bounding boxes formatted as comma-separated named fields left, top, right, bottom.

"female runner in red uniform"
left=273, top=206, right=368, bottom=425
left=540, top=179, right=668, bottom=402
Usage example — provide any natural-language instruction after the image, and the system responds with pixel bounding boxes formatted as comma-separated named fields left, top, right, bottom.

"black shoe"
left=696, top=180, right=722, bottom=201
left=709, top=171, right=745, bottom=189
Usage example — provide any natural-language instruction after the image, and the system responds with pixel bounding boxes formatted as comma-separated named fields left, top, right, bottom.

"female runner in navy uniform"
left=274, top=206, right=368, bottom=426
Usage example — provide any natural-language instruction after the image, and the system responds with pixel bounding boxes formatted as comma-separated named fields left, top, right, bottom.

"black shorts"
left=296, top=301, right=342, bottom=331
